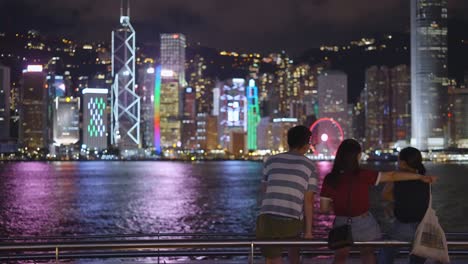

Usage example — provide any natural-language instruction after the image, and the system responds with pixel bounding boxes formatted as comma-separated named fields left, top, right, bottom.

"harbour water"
left=0, top=160, right=467, bottom=263
left=1, top=160, right=467, bottom=237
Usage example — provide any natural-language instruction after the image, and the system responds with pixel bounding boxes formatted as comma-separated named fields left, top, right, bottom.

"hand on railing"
left=421, top=176, right=437, bottom=184
left=303, top=232, right=313, bottom=239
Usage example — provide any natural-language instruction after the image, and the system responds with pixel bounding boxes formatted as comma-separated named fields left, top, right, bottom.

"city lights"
left=1, top=0, right=466, bottom=161
left=26, top=65, right=43, bottom=72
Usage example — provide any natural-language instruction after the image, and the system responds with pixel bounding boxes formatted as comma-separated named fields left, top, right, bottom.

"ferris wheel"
left=309, top=118, right=344, bottom=156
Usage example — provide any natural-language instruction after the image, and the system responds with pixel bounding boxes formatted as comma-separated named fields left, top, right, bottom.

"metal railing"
left=2, top=233, right=468, bottom=262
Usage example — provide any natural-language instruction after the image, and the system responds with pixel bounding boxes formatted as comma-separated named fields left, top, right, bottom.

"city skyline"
left=1, top=0, right=468, bottom=159
left=1, top=0, right=468, bottom=55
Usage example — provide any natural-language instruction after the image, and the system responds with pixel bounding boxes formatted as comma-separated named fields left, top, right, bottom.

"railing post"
left=250, top=241, right=255, bottom=264
left=55, top=247, right=59, bottom=262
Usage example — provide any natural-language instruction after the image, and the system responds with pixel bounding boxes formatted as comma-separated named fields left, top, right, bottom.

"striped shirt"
left=259, top=152, right=318, bottom=220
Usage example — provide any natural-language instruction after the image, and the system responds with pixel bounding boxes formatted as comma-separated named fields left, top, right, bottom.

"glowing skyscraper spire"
left=111, top=0, right=141, bottom=150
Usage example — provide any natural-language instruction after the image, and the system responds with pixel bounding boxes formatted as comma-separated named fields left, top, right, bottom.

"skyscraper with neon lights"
left=218, top=78, right=247, bottom=151
left=246, top=79, right=260, bottom=151
left=83, top=88, right=108, bottom=150
left=53, top=97, right=80, bottom=146
left=411, top=0, right=448, bottom=149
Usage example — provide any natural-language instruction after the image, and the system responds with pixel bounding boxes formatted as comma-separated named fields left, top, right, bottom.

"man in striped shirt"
left=256, top=125, right=318, bottom=264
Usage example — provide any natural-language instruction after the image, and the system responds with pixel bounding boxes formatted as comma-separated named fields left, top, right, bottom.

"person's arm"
left=381, top=182, right=394, bottom=218
left=379, top=171, right=436, bottom=183
left=320, top=197, right=333, bottom=214
left=303, top=191, right=314, bottom=239
left=382, top=182, right=394, bottom=202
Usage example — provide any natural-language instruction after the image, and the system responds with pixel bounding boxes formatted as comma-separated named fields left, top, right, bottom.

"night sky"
left=1, top=0, right=468, bottom=54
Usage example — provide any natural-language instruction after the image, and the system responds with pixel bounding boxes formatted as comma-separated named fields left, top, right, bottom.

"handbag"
left=327, top=177, right=353, bottom=250
left=327, top=221, right=353, bottom=250
left=411, top=185, right=450, bottom=263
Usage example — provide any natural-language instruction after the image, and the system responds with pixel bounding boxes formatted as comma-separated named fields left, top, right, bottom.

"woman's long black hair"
left=398, top=147, right=426, bottom=175
left=325, top=139, right=362, bottom=188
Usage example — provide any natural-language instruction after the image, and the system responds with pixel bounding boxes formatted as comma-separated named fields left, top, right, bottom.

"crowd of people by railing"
left=256, top=125, right=448, bottom=264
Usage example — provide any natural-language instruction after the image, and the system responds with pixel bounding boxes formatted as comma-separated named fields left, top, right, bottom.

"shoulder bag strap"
left=346, top=172, right=353, bottom=224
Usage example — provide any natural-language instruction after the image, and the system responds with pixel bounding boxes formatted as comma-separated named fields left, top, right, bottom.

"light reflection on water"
left=0, top=160, right=467, bottom=239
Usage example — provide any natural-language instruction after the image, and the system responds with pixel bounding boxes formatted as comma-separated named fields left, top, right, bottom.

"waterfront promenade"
left=81, top=257, right=468, bottom=263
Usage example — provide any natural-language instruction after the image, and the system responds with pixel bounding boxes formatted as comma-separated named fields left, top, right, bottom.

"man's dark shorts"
left=255, top=214, right=303, bottom=258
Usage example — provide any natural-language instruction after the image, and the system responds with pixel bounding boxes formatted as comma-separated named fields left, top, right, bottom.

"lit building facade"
left=271, top=52, right=293, bottom=117
left=20, top=65, right=47, bottom=150
left=391, top=65, right=411, bottom=144
left=318, top=71, right=348, bottom=136
left=160, top=33, right=186, bottom=87
left=82, top=88, right=108, bottom=150
left=218, top=79, right=247, bottom=150
left=182, top=87, right=197, bottom=150
left=271, top=118, right=298, bottom=152
left=138, top=66, right=156, bottom=149
left=246, top=79, right=260, bottom=151
left=411, top=0, right=448, bottom=149
left=364, top=66, right=392, bottom=148
left=448, top=87, right=468, bottom=148
left=257, top=117, right=272, bottom=150
left=160, top=80, right=181, bottom=148
left=188, top=55, right=214, bottom=115
left=53, top=97, right=80, bottom=146
left=0, top=65, right=10, bottom=141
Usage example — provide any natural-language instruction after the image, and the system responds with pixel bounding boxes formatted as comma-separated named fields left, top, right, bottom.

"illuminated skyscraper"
left=448, top=87, right=468, bottom=148
left=256, top=117, right=272, bottom=150
left=0, top=65, right=10, bottom=140
left=138, top=66, right=156, bottom=149
left=246, top=79, right=260, bottom=151
left=318, top=71, right=347, bottom=136
left=188, top=55, right=214, bottom=114
left=364, top=66, right=392, bottom=148
left=111, top=0, right=141, bottom=150
left=391, top=65, right=411, bottom=144
left=411, top=0, right=448, bottom=149
left=20, top=65, right=47, bottom=150
left=218, top=79, right=247, bottom=150
left=182, top=87, right=197, bottom=149
left=53, top=97, right=80, bottom=146
left=271, top=118, right=298, bottom=152
left=160, top=80, right=181, bottom=149
left=160, top=33, right=187, bottom=87
left=83, top=88, right=108, bottom=150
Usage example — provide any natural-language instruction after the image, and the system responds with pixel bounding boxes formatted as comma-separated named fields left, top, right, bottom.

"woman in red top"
left=320, top=139, right=435, bottom=264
